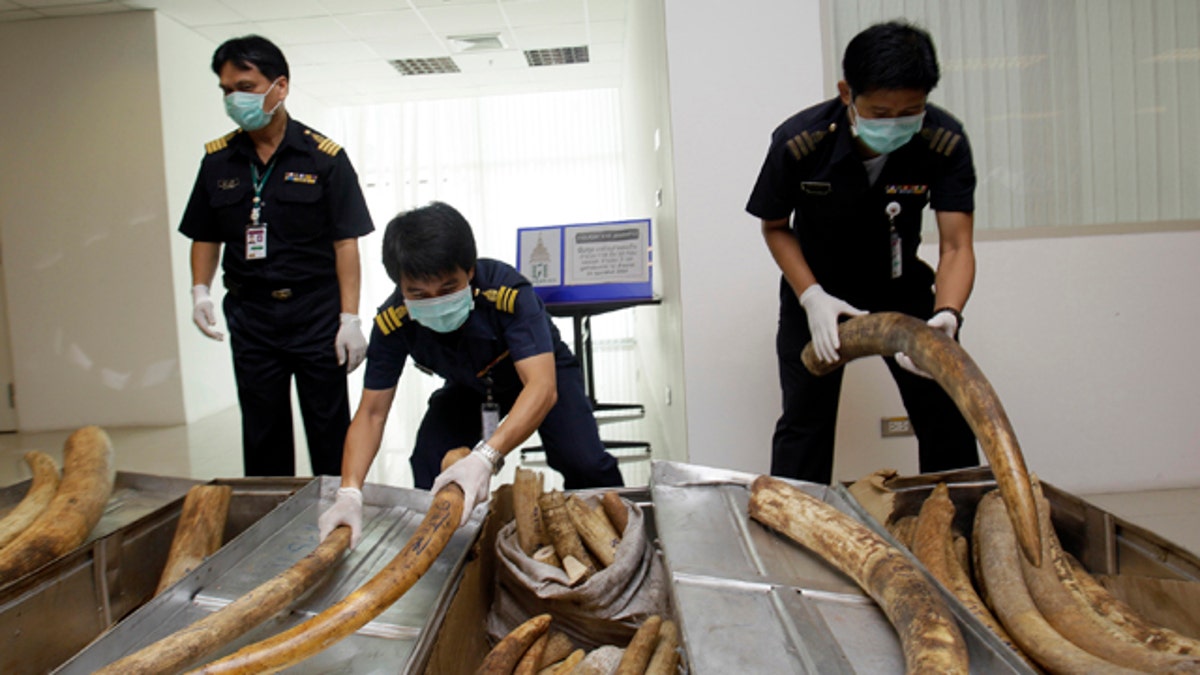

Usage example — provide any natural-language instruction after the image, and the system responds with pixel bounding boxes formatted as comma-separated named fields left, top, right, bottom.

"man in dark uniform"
left=319, top=202, right=623, bottom=541
left=747, top=20, right=980, bottom=484
left=180, top=35, right=374, bottom=477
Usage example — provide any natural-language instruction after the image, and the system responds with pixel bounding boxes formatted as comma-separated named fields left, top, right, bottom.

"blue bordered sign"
left=517, top=218, right=653, bottom=303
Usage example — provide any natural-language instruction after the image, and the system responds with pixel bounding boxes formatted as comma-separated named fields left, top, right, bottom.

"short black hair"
left=212, top=35, right=290, bottom=81
left=382, top=202, right=478, bottom=285
left=842, top=20, right=940, bottom=97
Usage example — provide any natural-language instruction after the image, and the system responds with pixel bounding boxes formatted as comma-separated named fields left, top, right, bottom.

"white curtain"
left=830, top=0, right=1200, bottom=231
left=329, top=88, right=631, bottom=487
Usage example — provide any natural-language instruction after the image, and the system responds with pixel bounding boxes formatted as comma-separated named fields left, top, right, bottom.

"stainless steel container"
left=55, top=476, right=484, bottom=674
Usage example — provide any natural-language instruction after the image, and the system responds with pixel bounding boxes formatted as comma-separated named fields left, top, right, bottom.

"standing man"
left=747, top=21, right=980, bottom=484
left=180, top=35, right=374, bottom=476
left=319, top=202, right=623, bottom=542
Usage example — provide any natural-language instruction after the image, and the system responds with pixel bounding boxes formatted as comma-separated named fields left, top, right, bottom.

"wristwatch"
left=472, top=440, right=505, bottom=475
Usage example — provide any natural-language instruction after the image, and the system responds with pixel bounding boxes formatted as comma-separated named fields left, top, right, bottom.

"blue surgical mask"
left=852, top=105, right=925, bottom=155
left=406, top=286, right=474, bottom=333
left=224, top=78, right=283, bottom=131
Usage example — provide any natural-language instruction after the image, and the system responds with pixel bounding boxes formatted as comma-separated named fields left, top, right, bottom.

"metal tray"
left=56, top=476, right=485, bottom=674
left=650, top=461, right=1035, bottom=674
left=0, top=473, right=304, bottom=675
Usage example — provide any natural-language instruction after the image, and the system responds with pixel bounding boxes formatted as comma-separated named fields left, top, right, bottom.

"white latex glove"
left=895, top=310, right=960, bottom=379
left=318, top=487, right=363, bottom=548
left=191, top=284, right=224, bottom=341
left=335, top=313, right=367, bottom=373
left=431, top=450, right=492, bottom=528
left=799, top=284, right=867, bottom=363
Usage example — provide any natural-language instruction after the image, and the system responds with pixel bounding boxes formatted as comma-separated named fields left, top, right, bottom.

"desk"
left=525, top=296, right=661, bottom=462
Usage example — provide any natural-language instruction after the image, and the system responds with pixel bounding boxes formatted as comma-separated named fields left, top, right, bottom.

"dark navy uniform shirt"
left=179, top=118, right=374, bottom=287
left=363, top=259, right=576, bottom=397
left=746, top=98, right=975, bottom=311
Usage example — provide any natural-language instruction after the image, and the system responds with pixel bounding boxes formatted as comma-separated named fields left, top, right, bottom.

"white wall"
left=155, top=13, right=241, bottom=423
left=0, top=12, right=187, bottom=431
left=660, top=2, right=1200, bottom=492
left=621, top=0, right=688, bottom=463
left=662, top=0, right=827, bottom=474
left=831, top=232, right=1200, bottom=494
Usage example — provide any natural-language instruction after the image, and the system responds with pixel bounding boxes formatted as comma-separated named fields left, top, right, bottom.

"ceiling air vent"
left=524, top=46, right=589, bottom=67
left=448, top=33, right=506, bottom=53
left=389, top=57, right=460, bottom=76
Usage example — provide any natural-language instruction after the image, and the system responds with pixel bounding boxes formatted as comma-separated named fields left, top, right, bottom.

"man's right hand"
left=799, top=284, right=866, bottom=363
left=191, top=284, right=224, bottom=341
left=318, top=486, right=364, bottom=548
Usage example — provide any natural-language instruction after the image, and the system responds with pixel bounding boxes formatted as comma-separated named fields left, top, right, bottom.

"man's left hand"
left=895, top=310, right=960, bottom=379
left=335, top=313, right=367, bottom=373
left=431, top=450, right=492, bottom=527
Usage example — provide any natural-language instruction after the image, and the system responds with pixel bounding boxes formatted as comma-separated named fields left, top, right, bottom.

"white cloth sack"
left=486, top=498, right=668, bottom=650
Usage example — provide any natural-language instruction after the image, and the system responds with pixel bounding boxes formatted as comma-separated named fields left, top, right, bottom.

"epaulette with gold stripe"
left=920, top=126, right=963, bottom=157
left=374, top=305, right=408, bottom=336
left=785, top=123, right=837, bottom=160
left=481, top=286, right=518, bottom=313
left=204, top=130, right=240, bottom=155
left=303, top=129, right=343, bottom=157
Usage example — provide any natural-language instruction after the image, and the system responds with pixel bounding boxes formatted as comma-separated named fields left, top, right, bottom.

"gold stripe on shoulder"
left=204, top=130, right=238, bottom=155
left=374, top=313, right=392, bottom=336
left=786, top=137, right=804, bottom=160
left=942, top=133, right=962, bottom=157
left=317, top=139, right=342, bottom=157
left=389, top=306, right=407, bottom=327
left=504, top=287, right=518, bottom=313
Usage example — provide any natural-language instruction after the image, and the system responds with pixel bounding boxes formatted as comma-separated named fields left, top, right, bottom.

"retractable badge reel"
left=886, top=201, right=902, bottom=279
left=246, top=161, right=274, bottom=261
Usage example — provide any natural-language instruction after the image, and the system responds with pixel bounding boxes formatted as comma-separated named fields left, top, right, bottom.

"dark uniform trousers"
left=408, top=363, right=624, bottom=490
left=772, top=286, right=979, bottom=485
left=224, top=283, right=349, bottom=476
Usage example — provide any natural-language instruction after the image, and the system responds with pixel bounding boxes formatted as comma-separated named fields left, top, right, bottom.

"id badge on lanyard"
left=886, top=201, right=902, bottom=279
left=246, top=160, right=276, bottom=261
left=477, top=350, right=510, bottom=440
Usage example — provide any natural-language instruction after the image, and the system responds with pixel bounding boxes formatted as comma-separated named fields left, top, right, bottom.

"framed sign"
left=517, top=218, right=653, bottom=304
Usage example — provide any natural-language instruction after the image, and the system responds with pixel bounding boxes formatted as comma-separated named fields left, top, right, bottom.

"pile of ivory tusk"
left=478, top=612, right=680, bottom=675
left=766, top=313, right=1200, bottom=674
left=0, top=425, right=115, bottom=585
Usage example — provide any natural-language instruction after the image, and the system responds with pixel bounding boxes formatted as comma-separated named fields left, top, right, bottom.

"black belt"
left=224, top=276, right=333, bottom=301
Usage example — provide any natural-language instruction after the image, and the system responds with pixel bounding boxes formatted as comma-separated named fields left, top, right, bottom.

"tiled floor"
left=2, top=411, right=1197, bottom=558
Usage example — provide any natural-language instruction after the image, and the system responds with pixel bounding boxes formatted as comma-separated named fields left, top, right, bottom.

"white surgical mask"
left=224, top=78, right=283, bottom=131
left=406, top=286, right=474, bottom=333
left=851, top=104, right=925, bottom=155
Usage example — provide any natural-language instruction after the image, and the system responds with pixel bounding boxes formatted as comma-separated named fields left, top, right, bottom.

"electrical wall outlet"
left=881, top=416, right=914, bottom=437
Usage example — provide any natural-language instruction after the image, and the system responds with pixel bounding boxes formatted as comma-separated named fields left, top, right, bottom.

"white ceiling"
left=0, top=0, right=629, bottom=106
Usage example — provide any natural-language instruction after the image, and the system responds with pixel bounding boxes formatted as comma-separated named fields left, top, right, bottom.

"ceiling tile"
left=285, top=40, right=377, bottom=65
left=408, top=0, right=494, bottom=7
left=587, top=41, right=621, bottom=62
left=316, top=0, right=402, bottom=14
left=453, top=50, right=528, bottom=73
left=293, top=58, right=398, bottom=83
left=336, top=10, right=428, bottom=41
left=501, top=0, right=585, bottom=27
left=585, top=0, right=626, bottom=22
left=192, top=22, right=266, bottom=44
left=588, top=19, right=623, bottom=44
left=35, top=2, right=126, bottom=15
left=220, top=0, right=328, bottom=22
left=416, top=3, right=507, bottom=36
left=257, top=16, right=353, bottom=45
left=366, top=35, right=449, bottom=60
left=125, top=0, right=243, bottom=27
left=511, top=23, right=585, bottom=50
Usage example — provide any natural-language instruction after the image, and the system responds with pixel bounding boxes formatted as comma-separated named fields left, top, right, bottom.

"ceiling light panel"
left=390, top=57, right=461, bottom=76
left=524, top=45, right=589, bottom=67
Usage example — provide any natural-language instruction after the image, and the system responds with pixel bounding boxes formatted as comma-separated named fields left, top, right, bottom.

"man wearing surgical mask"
left=318, top=202, right=623, bottom=542
left=179, top=35, right=374, bottom=477
left=747, top=20, right=980, bottom=484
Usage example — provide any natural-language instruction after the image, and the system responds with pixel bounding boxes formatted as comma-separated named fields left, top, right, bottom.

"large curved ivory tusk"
left=750, top=475, right=969, bottom=674
left=800, top=312, right=1041, bottom=566
left=0, top=426, right=115, bottom=583
left=0, top=451, right=60, bottom=550
left=185, top=484, right=465, bottom=674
